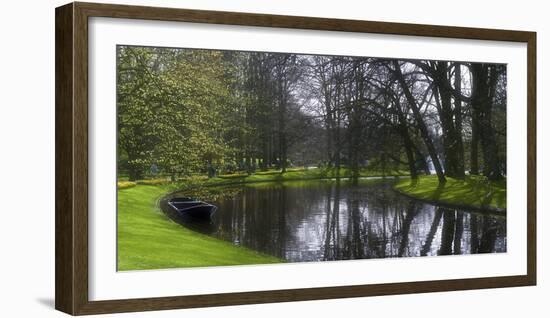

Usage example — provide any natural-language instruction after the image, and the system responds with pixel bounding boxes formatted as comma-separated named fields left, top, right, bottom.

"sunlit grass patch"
left=244, top=177, right=386, bottom=189
left=394, top=175, right=506, bottom=210
left=117, top=181, right=137, bottom=189
left=136, top=178, right=171, bottom=186
left=206, top=167, right=408, bottom=185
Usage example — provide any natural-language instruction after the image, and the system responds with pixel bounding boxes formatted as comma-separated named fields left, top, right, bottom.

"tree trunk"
left=453, top=65, right=466, bottom=178
left=334, top=116, right=341, bottom=178
left=401, top=127, right=418, bottom=180
left=471, top=63, right=502, bottom=181
left=393, top=61, right=446, bottom=183
left=393, top=100, right=418, bottom=179
left=470, top=114, right=480, bottom=175
left=349, top=62, right=364, bottom=185
left=434, top=85, right=458, bottom=177
left=324, top=82, right=334, bottom=167
left=433, top=61, right=464, bottom=179
left=412, top=145, right=431, bottom=175
left=128, top=168, right=142, bottom=182
left=278, top=82, right=287, bottom=173
left=127, top=153, right=143, bottom=181
left=469, top=65, right=480, bottom=175
left=333, top=74, right=342, bottom=178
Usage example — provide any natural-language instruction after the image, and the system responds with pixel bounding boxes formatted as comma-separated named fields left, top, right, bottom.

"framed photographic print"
left=55, top=2, right=536, bottom=315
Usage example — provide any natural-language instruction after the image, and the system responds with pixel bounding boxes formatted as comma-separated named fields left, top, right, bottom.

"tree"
left=117, top=47, right=233, bottom=180
left=271, top=54, right=302, bottom=172
left=116, top=46, right=507, bottom=185
left=430, top=61, right=465, bottom=179
left=392, top=61, right=446, bottom=183
left=117, top=47, right=165, bottom=180
left=470, top=63, right=504, bottom=180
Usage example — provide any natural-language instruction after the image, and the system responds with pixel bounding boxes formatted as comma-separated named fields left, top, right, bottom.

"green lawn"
left=118, top=167, right=408, bottom=188
left=393, top=175, right=506, bottom=211
left=117, top=184, right=281, bottom=271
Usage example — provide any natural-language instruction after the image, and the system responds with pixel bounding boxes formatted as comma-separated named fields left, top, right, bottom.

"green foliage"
left=117, top=47, right=235, bottom=180
left=394, top=175, right=506, bottom=210
left=117, top=184, right=282, bottom=270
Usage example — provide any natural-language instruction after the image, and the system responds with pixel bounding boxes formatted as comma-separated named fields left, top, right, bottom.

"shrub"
left=117, top=181, right=137, bottom=189
left=136, top=178, right=171, bottom=186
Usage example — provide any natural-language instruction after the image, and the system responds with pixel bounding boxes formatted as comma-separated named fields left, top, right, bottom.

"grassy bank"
left=393, top=175, right=506, bottom=211
left=203, top=166, right=407, bottom=186
left=117, top=185, right=281, bottom=271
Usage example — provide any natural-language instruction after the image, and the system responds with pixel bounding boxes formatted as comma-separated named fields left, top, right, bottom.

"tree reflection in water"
left=166, top=179, right=506, bottom=263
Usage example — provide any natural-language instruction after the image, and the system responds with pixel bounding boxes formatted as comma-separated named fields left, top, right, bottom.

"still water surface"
left=163, top=179, right=506, bottom=262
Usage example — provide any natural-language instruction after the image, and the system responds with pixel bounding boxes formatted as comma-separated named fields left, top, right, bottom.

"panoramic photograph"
left=116, top=45, right=507, bottom=271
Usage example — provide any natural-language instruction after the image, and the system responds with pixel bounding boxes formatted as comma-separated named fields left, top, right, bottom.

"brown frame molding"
left=55, top=2, right=537, bottom=315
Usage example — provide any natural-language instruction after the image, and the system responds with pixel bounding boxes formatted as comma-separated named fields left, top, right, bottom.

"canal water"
left=163, top=179, right=506, bottom=263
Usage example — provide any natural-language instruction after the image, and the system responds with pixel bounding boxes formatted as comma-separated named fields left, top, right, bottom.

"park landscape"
left=116, top=45, right=507, bottom=271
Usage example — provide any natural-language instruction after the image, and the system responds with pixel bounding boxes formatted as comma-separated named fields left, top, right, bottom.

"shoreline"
left=392, top=187, right=506, bottom=216
left=143, top=172, right=506, bottom=218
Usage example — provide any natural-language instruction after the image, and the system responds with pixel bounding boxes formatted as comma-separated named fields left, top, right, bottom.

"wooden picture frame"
left=55, top=1, right=536, bottom=315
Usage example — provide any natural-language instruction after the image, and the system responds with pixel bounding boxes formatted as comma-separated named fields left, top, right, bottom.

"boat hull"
left=168, top=197, right=217, bottom=220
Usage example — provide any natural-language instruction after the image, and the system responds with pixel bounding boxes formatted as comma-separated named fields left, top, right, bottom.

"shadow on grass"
left=469, top=177, right=498, bottom=208
left=495, top=190, right=506, bottom=208
left=217, top=174, right=247, bottom=180
left=431, top=181, right=446, bottom=201
left=479, top=186, right=495, bottom=208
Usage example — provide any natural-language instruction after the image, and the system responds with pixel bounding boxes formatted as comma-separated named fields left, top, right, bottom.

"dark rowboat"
left=167, top=197, right=217, bottom=220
